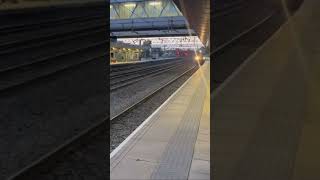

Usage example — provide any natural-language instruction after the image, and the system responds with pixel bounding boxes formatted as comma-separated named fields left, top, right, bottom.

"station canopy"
left=110, top=0, right=197, bottom=38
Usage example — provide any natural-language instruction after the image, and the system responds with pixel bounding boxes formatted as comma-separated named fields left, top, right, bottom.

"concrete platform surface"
left=111, top=62, right=210, bottom=180
left=213, top=0, right=320, bottom=179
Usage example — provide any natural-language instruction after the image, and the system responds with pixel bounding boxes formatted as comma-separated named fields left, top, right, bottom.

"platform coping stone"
left=150, top=76, right=206, bottom=180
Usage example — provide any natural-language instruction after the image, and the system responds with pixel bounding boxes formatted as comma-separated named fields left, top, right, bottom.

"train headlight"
left=195, top=56, right=200, bottom=61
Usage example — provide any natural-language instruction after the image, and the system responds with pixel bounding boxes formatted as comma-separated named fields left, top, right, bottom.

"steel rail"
left=7, top=62, right=199, bottom=180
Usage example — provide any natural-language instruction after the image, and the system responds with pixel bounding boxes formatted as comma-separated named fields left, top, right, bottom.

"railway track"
left=0, top=14, right=106, bottom=92
left=110, top=59, right=185, bottom=91
left=2, top=1, right=288, bottom=178
left=0, top=14, right=106, bottom=34
left=212, top=11, right=277, bottom=91
left=213, top=0, right=246, bottom=18
left=110, top=59, right=179, bottom=73
left=212, top=0, right=306, bottom=85
left=212, top=0, right=302, bottom=92
left=0, top=4, right=107, bottom=180
left=0, top=19, right=106, bottom=52
left=1, top=4, right=197, bottom=178
left=110, top=60, right=198, bottom=121
left=1, top=10, right=196, bottom=177
left=212, top=13, right=274, bottom=56
left=7, top=58, right=199, bottom=179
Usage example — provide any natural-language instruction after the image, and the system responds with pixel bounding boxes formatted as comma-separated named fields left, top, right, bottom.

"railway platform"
left=213, top=0, right=320, bottom=179
left=110, top=61, right=210, bottom=180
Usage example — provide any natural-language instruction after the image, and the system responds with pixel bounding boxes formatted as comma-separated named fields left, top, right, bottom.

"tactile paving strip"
left=151, top=77, right=206, bottom=180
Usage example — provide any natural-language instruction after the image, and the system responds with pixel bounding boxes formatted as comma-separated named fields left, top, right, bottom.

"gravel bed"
left=0, top=59, right=107, bottom=180
left=212, top=9, right=286, bottom=91
left=213, top=0, right=273, bottom=47
left=17, top=59, right=198, bottom=179
left=110, top=60, right=199, bottom=152
left=14, top=129, right=108, bottom=180
left=110, top=59, right=196, bottom=118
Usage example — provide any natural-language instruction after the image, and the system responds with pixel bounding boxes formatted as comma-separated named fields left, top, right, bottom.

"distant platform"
left=110, top=61, right=210, bottom=179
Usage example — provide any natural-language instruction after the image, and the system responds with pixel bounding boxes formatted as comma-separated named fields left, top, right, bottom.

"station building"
left=110, top=42, right=143, bottom=64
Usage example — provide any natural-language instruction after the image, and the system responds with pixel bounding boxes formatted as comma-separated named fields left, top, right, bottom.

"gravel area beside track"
left=212, top=7, right=287, bottom=91
left=14, top=130, right=108, bottom=180
left=211, top=2, right=285, bottom=90
left=1, top=60, right=107, bottom=180
left=0, top=4, right=107, bottom=179
left=0, top=0, right=104, bottom=11
left=13, top=58, right=198, bottom=179
left=212, top=1, right=304, bottom=91
left=213, top=0, right=273, bottom=47
left=110, top=59, right=195, bottom=118
left=110, top=59, right=199, bottom=152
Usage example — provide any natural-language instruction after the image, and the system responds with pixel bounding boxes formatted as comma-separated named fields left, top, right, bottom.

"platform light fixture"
left=124, top=3, right=136, bottom=7
left=149, top=1, right=162, bottom=6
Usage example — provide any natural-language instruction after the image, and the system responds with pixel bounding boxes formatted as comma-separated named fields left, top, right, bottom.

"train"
left=175, top=49, right=194, bottom=57
left=194, top=52, right=205, bottom=65
left=175, top=49, right=205, bottom=65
